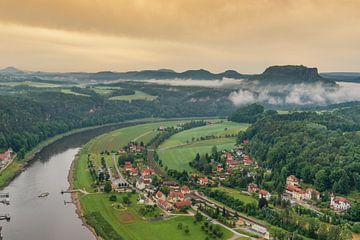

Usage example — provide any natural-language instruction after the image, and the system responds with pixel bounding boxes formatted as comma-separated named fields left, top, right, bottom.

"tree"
left=109, top=195, right=117, bottom=202
left=258, top=197, right=268, bottom=209
left=122, top=196, right=131, bottom=205
left=177, top=222, right=183, bottom=229
left=104, top=181, right=112, bottom=193
left=195, top=211, right=203, bottom=222
left=315, top=170, right=330, bottom=192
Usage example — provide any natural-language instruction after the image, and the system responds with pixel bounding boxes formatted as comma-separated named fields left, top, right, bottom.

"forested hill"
left=0, top=87, right=235, bottom=157
left=236, top=105, right=360, bottom=195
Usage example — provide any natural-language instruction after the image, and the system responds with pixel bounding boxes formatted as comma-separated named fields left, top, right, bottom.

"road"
left=192, top=205, right=255, bottom=240
left=111, top=153, right=129, bottom=186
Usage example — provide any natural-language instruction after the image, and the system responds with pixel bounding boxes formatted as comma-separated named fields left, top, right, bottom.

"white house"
left=330, top=194, right=351, bottom=211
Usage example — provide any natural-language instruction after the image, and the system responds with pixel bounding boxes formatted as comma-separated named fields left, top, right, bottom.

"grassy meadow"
left=109, top=90, right=157, bottom=102
left=157, top=121, right=249, bottom=171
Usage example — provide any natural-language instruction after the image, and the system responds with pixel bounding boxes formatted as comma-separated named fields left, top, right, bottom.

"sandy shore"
left=68, top=151, right=103, bottom=240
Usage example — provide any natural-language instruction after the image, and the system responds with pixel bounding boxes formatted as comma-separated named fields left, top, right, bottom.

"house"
left=226, top=159, right=238, bottom=168
left=163, top=181, right=180, bottom=191
left=142, top=168, right=154, bottom=177
left=304, top=188, right=321, bottom=201
left=168, top=191, right=184, bottom=203
left=217, top=164, right=224, bottom=172
left=136, top=177, right=152, bottom=190
left=118, top=149, right=126, bottom=154
left=198, top=177, right=209, bottom=185
left=130, top=168, right=138, bottom=176
left=181, top=186, right=190, bottom=195
left=330, top=194, right=351, bottom=211
left=0, top=150, right=12, bottom=162
left=243, top=155, right=253, bottom=166
left=124, top=162, right=133, bottom=171
left=286, top=175, right=300, bottom=187
left=248, top=183, right=260, bottom=193
left=285, top=185, right=305, bottom=201
left=158, top=199, right=173, bottom=211
left=243, top=140, right=250, bottom=145
left=175, top=200, right=192, bottom=209
left=259, top=189, right=271, bottom=200
left=155, top=191, right=166, bottom=201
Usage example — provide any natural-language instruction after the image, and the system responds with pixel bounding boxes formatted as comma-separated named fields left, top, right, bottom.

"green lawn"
left=158, top=137, right=236, bottom=171
left=212, top=187, right=257, bottom=204
left=80, top=193, right=233, bottom=240
left=73, top=146, right=95, bottom=192
left=109, top=90, right=157, bottom=102
left=89, top=120, right=188, bottom=153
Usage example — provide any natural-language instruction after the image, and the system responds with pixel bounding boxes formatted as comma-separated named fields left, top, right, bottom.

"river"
left=0, top=121, right=150, bottom=240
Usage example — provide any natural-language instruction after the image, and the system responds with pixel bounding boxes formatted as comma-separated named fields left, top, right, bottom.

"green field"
left=109, top=90, right=157, bottom=102
left=212, top=187, right=257, bottom=204
left=157, top=121, right=249, bottom=171
left=74, top=120, right=233, bottom=240
left=0, top=81, right=61, bottom=88
left=158, top=138, right=236, bottom=171
left=61, top=89, right=90, bottom=96
left=89, top=120, right=189, bottom=153
left=80, top=193, right=233, bottom=240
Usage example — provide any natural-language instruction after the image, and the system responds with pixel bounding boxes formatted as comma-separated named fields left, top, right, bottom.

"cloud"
left=228, top=82, right=360, bottom=106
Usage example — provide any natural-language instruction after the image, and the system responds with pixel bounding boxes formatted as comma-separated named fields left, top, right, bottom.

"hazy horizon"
left=1, top=0, right=360, bottom=72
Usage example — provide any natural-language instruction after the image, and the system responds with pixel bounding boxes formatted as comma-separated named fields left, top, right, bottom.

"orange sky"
left=0, top=0, right=359, bottom=73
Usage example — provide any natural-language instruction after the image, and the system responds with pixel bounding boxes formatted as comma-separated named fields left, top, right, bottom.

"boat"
left=38, top=192, right=50, bottom=198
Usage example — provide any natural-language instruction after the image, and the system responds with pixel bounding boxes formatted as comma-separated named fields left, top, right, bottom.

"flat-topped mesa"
left=251, top=65, right=336, bottom=85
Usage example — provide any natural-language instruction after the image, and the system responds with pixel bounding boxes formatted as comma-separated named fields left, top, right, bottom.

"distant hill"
left=0, top=65, right=338, bottom=85
left=250, top=65, right=336, bottom=85
left=320, top=72, right=360, bottom=83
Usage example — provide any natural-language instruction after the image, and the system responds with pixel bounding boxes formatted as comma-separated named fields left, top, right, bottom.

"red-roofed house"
left=259, top=189, right=271, bottom=200
left=243, top=155, right=253, bottom=166
left=217, top=164, right=224, bottom=172
left=198, top=177, right=209, bottom=185
left=181, top=186, right=190, bottom=195
left=130, top=168, right=138, bottom=176
left=0, top=150, right=11, bottom=162
left=226, top=159, right=238, bottom=168
left=168, top=191, right=184, bottom=203
left=158, top=199, right=173, bottom=211
left=304, top=188, right=321, bottom=201
left=286, top=185, right=305, bottom=201
left=142, top=168, right=154, bottom=177
left=330, top=194, right=351, bottom=211
left=248, top=183, right=260, bottom=193
left=155, top=191, right=166, bottom=201
left=175, top=200, right=192, bottom=209
left=286, top=175, right=300, bottom=187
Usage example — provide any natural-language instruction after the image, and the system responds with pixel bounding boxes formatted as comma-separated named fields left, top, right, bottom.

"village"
left=85, top=134, right=354, bottom=240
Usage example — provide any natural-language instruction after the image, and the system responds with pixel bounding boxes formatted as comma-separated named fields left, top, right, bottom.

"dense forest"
left=237, top=104, right=360, bottom=195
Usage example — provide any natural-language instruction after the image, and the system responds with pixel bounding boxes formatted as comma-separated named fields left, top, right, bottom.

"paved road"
left=111, top=153, right=129, bottom=186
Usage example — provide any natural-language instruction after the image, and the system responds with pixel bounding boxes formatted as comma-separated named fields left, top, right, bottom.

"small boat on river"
left=38, top=192, right=49, bottom=198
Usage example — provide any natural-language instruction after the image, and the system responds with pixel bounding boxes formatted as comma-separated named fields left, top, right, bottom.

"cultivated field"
left=109, top=90, right=157, bottom=102
left=157, top=121, right=249, bottom=171
left=88, top=120, right=189, bottom=153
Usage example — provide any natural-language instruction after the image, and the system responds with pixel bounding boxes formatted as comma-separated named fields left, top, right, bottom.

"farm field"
left=158, top=138, right=236, bottom=171
left=80, top=193, right=233, bottom=240
left=159, top=121, right=249, bottom=149
left=61, top=88, right=90, bottom=96
left=88, top=120, right=190, bottom=153
left=0, top=81, right=61, bottom=88
left=109, top=90, right=157, bottom=102
left=212, top=187, right=257, bottom=204
left=157, top=121, right=249, bottom=171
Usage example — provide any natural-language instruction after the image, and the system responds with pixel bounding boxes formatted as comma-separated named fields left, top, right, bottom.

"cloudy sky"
left=0, top=0, right=359, bottom=73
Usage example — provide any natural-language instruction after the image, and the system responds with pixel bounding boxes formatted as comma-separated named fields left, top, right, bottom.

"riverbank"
left=0, top=118, right=162, bottom=190
left=68, top=151, right=102, bottom=240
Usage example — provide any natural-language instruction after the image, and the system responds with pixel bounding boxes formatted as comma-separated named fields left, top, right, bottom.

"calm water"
left=0, top=121, right=149, bottom=240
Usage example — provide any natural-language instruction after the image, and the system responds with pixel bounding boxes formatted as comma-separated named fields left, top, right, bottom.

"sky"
left=0, top=0, right=360, bottom=73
